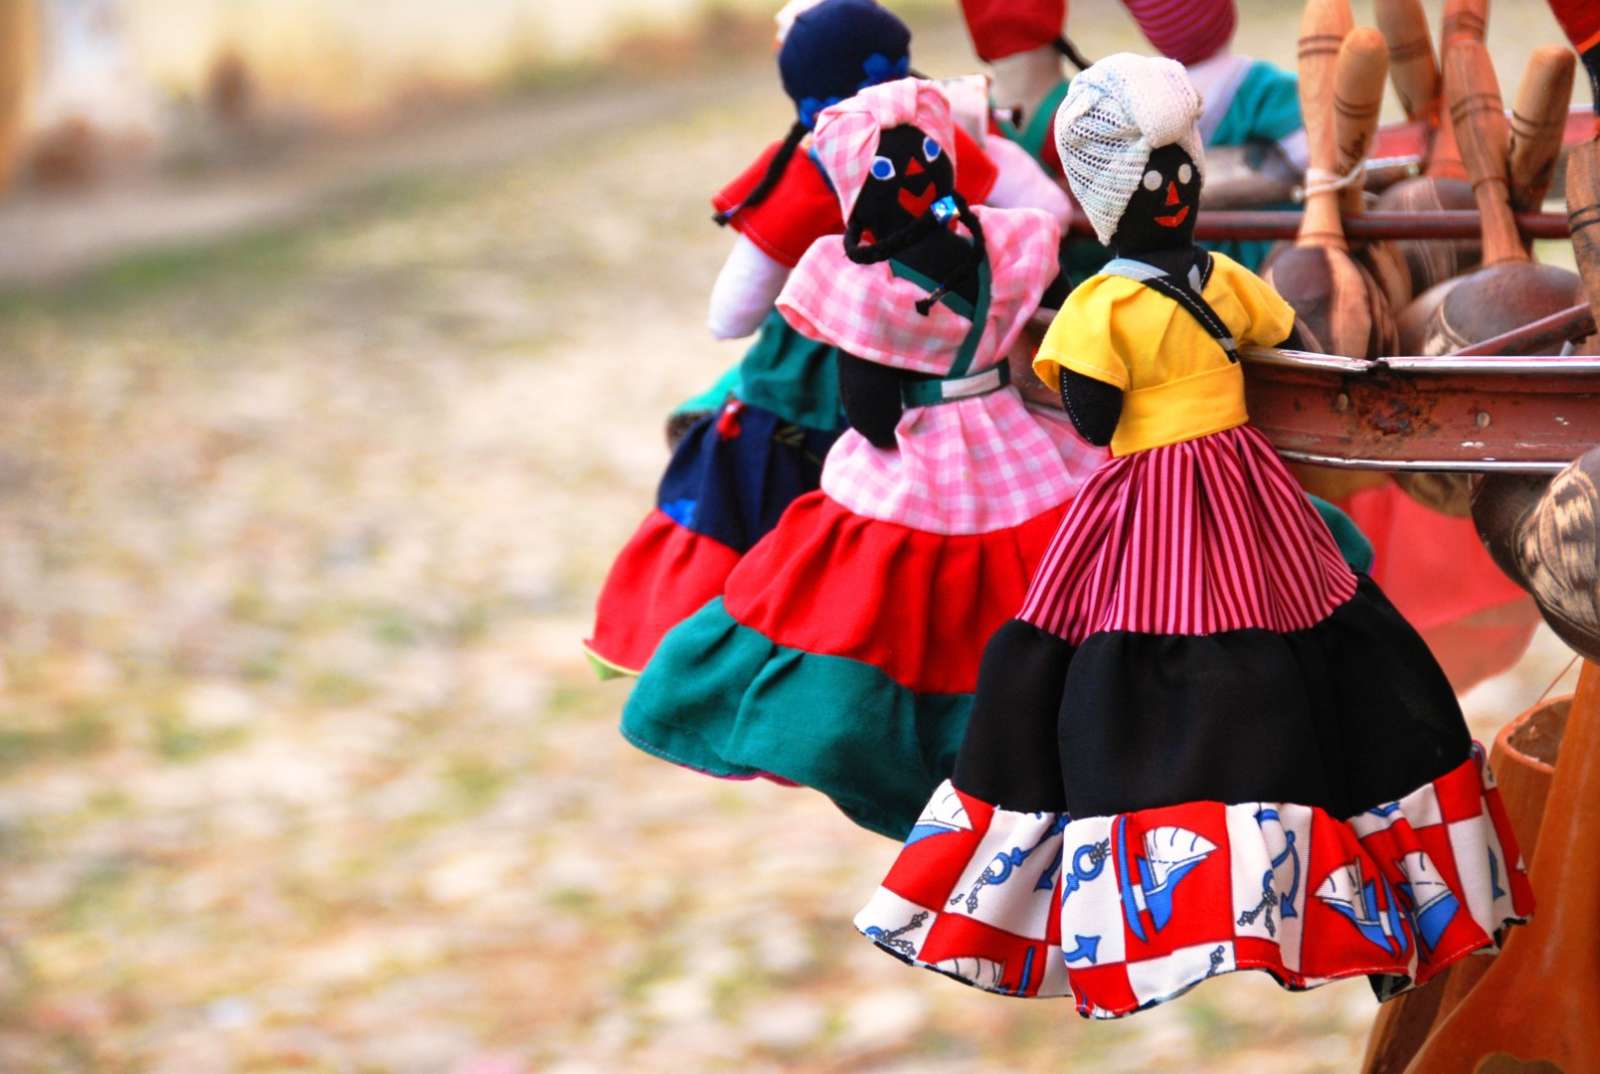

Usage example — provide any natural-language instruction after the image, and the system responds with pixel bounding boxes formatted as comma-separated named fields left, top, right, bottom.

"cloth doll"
left=587, top=0, right=1071, bottom=677
left=673, top=0, right=1071, bottom=430
left=855, top=55, right=1531, bottom=1018
left=619, top=79, right=1101, bottom=839
left=980, top=0, right=1304, bottom=275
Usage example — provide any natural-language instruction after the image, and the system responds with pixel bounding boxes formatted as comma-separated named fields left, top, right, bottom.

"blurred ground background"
left=0, top=1, right=1586, bottom=1072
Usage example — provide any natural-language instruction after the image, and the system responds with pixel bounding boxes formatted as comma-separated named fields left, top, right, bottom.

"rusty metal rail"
left=1242, top=346, right=1600, bottom=471
left=1064, top=210, right=1571, bottom=241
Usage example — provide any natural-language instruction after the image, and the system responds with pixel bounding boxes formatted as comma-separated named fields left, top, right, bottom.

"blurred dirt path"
left=0, top=63, right=766, bottom=286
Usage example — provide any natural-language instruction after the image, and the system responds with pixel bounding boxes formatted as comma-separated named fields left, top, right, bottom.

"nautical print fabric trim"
left=1019, top=425, right=1357, bottom=642
left=855, top=747, right=1532, bottom=1018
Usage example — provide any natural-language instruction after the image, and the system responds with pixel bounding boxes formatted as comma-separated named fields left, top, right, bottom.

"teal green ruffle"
left=670, top=363, right=743, bottom=419
left=1308, top=494, right=1374, bottom=574
left=670, top=312, right=846, bottom=432
left=620, top=597, right=969, bottom=839
left=734, top=312, right=845, bottom=431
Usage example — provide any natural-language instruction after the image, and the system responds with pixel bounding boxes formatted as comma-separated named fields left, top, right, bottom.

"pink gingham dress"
left=777, top=204, right=1104, bottom=535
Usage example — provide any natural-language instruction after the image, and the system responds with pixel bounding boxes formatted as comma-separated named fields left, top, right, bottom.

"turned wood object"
left=1570, top=139, right=1600, bottom=329
left=1508, top=47, right=1578, bottom=214
left=1405, top=661, right=1600, bottom=1074
left=1475, top=446, right=1600, bottom=662
left=1421, top=42, right=1582, bottom=356
left=1340, top=27, right=1413, bottom=314
left=1398, top=41, right=1575, bottom=515
left=1373, top=0, right=1482, bottom=309
left=1264, top=0, right=1397, bottom=360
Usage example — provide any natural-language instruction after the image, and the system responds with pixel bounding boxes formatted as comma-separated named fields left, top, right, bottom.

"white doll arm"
left=707, top=235, right=792, bottom=340
left=981, top=137, right=1073, bottom=228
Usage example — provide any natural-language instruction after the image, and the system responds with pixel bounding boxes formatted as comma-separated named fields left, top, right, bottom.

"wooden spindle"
left=1508, top=46, right=1577, bottom=213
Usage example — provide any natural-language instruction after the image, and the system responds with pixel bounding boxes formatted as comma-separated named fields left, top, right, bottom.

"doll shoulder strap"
left=1098, top=254, right=1239, bottom=364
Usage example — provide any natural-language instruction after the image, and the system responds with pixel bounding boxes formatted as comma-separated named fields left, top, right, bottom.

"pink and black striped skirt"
left=1017, top=423, right=1357, bottom=643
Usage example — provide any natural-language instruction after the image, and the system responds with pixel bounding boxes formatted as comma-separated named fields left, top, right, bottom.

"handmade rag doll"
left=619, top=79, right=1101, bottom=839
left=586, top=0, right=1069, bottom=677
left=855, top=54, right=1532, bottom=1018
left=979, top=0, right=1304, bottom=275
left=677, top=0, right=1070, bottom=427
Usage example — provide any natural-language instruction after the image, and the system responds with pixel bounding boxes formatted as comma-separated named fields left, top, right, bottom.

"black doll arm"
left=1278, top=317, right=1324, bottom=354
left=1058, top=370, right=1122, bottom=447
left=838, top=352, right=907, bottom=449
left=1038, top=237, right=1076, bottom=310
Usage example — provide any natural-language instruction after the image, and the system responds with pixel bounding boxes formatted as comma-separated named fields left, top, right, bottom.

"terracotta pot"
left=1405, top=662, right=1600, bottom=1073
left=1361, top=694, right=1566, bottom=1074
left=1492, top=694, right=1568, bottom=858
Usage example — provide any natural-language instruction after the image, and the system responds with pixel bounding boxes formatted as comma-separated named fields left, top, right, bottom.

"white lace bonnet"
left=1053, top=53, right=1205, bottom=245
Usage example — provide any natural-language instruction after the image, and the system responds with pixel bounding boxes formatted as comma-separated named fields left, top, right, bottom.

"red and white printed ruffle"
left=855, top=746, right=1532, bottom=1019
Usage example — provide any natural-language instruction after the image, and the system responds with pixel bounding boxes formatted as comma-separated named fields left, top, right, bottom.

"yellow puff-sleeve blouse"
left=1032, top=253, right=1295, bottom=457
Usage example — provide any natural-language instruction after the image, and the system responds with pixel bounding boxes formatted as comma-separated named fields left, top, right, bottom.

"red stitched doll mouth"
left=898, top=186, right=937, bottom=216
left=1154, top=204, right=1191, bottom=228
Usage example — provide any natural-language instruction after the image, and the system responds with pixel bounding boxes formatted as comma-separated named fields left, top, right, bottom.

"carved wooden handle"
left=1375, top=0, right=1438, bottom=125
left=1448, top=40, right=1525, bottom=265
left=1297, top=0, right=1355, bottom=249
left=1508, top=46, right=1577, bottom=213
left=1571, top=138, right=1600, bottom=330
left=1334, top=27, right=1389, bottom=218
left=1440, top=0, right=1488, bottom=49
left=1427, top=0, right=1488, bottom=179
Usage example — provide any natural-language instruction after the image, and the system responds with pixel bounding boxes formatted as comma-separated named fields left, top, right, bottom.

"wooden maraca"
left=1509, top=45, right=1578, bottom=216
left=1573, top=129, right=1600, bottom=328
left=1263, top=0, right=1396, bottom=360
left=1337, top=27, right=1414, bottom=315
left=1419, top=40, right=1583, bottom=355
left=1472, top=137, right=1600, bottom=659
left=1373, top=0, right=1483, bottom=320
left=1288, top=27, right=1398, bottom=503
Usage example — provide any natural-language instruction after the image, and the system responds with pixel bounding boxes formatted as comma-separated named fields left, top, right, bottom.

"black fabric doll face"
left=851, top=124, right=956, bottom=237
left=1110, top=143, right=1201, bottom=256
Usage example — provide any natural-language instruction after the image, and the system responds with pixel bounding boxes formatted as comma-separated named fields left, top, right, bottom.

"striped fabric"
left=1120, top=0, right=1237, bottom=66
left=1019, top=424, right=1358, bottom=642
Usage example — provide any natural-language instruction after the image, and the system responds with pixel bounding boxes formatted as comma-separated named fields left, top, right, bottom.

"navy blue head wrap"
left=779, top=0, right=912, bottom=129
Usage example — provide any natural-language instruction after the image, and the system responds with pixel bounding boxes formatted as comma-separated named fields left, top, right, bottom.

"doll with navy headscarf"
left=620, top=79, right=1100, bottom=840
left=854, top=54, right=1531, bottom=1019
left=586, top=0, right=1069, bottom=679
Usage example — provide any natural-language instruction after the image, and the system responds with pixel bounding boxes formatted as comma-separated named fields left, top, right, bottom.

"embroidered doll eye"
left=922, top=136, right=942, bottom=161
left=1142, top=169, right=1162, bottom=191
left=870, top=155, right=896, bottom=181
left=1178, top=162, right=1194, bottom=184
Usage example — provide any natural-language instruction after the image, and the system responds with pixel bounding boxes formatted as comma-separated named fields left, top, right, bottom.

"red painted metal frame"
left=1065, top=210, right=1569, bottom=241
left=1012, top=306, right=1600, bottom=473
left=1241, top=346, right=1600, bottom=472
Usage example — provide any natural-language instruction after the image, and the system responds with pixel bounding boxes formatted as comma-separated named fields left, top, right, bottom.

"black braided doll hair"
left=713, top=120, right=808, bottom=226
left=841, top=192, right=990, bottom=316
left=1053, top=35, right=1093, bottom=73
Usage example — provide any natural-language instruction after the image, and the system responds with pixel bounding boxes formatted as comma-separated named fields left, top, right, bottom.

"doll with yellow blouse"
left=854, top=54, right=1531, bottom=1020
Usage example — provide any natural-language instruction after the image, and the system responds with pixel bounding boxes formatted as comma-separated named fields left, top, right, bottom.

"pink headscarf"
left=811, top=79, right=958, bottom=222
left=1121, top=0, right=1236, bottom=66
